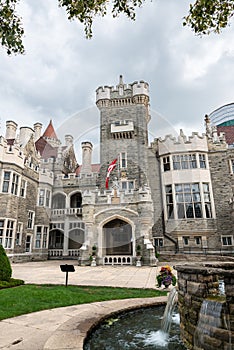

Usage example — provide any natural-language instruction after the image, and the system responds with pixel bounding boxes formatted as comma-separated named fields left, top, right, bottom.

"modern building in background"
left=0, top=77, right=233, bottom=264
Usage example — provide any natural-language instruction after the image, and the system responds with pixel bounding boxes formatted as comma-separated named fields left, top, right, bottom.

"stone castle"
left=0, top=77, right=233, bottom=264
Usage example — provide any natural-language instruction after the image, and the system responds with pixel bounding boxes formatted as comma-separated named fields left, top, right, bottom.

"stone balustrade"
left=103, top=256, right=132, bottom=265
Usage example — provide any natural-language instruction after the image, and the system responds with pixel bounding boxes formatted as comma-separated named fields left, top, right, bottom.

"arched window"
left=52, top=193, right=66, bottom=209
left=70, top=192, right=82, bottom=208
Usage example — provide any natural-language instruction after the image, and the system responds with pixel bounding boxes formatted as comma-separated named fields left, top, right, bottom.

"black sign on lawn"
left=60, top=264, right=75, bottom=287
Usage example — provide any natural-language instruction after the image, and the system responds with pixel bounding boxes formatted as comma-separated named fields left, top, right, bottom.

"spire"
left=43, top=120, right=58, bottom=139
left=119, top=75, right=124, bottom=86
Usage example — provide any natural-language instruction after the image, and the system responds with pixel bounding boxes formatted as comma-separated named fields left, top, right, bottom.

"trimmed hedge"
left=0, top=278, right=24, bottom=289
left=0, top=245, right=12, bottom=281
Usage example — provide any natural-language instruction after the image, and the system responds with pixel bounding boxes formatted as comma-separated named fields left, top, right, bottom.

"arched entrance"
left=103, top=218, right=132, bottom=255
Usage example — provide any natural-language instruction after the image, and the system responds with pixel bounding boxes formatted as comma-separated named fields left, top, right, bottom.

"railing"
left=51, top=208, right=82, bottom=217
left=48, top=249, right=80, bottom=257
left=48, top=249, right=63, bottom=257
left=156, top=246, right=234, bottom=255
left=103, top=256, right=132, bottom=265
left=68, top=249, right=80, bottom=257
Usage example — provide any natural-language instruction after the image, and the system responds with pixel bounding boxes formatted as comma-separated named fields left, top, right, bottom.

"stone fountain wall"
left=175, top=263, right=234, bottom=350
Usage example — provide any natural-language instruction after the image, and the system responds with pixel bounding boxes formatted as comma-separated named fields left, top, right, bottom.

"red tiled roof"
left=76, top=164, right=100, bottom=175
left=35, top=136, right=68, bottom=159
left=42, top=120, right=58, bottom=139
left=35, top=137, right=57, bottom=158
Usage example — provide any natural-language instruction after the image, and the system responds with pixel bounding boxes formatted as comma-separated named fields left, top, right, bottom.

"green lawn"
left=0, top=284, right=167, bottom=320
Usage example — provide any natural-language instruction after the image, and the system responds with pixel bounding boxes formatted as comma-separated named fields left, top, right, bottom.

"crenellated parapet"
left=93, top=186, right=152, bottom=205
left=155, top=130, right=208, bottom=156
left=0, top=136, right=25, bottom=168
left=96, top=76, right=149, bottom=108
left=39, top=168, right=54, bottom=186
left=207, top=136, right=228, bottom=151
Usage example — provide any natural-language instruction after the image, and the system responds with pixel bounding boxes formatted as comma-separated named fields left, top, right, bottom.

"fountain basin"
left=84, top=304, right=187, bottom=349
left=43, top=297, right=167, bottom=350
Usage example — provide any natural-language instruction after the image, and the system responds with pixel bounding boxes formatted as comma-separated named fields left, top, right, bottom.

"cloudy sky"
left=0, top=0, right=234, bottom=162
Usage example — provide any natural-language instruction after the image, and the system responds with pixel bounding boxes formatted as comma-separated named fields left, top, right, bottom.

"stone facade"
left=0, top=77, right=234, bottom=264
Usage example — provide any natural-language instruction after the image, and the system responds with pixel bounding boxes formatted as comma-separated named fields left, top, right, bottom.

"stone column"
left=63, top=217, right=69, bottom=256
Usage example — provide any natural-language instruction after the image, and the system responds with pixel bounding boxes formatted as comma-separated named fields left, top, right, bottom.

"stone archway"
left=103, top=218, right=132, bottom=255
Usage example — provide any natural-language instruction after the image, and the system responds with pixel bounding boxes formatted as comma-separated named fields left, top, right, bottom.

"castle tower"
left=65, top=135, right=73, bottom=147
left=96, top=76, right=151, bottom=189
left=34, top=122, right=42, bottom=141
left=81, top=141, right=93, bottom=174
left=5, top=120, right=18, bottom=139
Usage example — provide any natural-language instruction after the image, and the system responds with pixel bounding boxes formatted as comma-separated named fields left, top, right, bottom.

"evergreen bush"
left=0, top=245, right=12, bottom=281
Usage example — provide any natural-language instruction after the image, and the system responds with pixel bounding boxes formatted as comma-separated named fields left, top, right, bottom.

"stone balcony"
left=51, top=207, right=82, bottom=219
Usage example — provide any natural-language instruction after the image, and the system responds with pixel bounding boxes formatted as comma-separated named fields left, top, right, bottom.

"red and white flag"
left=105, top=158, right=117, bottom=189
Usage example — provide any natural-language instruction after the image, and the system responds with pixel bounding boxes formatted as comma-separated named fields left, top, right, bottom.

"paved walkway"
left=0, top=261, right=169, bottom=350
left=11, top=260, right=159, bottom=289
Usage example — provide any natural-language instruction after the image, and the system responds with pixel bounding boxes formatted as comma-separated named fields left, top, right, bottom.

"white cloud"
left=0, top=0, right=234, bottom=155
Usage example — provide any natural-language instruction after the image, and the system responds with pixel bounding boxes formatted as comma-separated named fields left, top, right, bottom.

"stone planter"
left=91, top=255, right=96, bottom=267
left=136, top=256, right=142, bottom=267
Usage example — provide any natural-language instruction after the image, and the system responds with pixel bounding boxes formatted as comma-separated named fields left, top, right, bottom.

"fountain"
left=161, top=287, right=178, bottom=334
left=175, top=262, right=234, bottom=350
left=194, top=299, right=230, bottom=349
left=84, top=262, right=234, bottom=349
left=84, top=303, right=186, bottom=349
left=84, top=287, right=186, bottom=349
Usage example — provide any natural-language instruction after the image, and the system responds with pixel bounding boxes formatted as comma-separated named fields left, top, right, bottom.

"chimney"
left=65, top=135, right=73, bottom=147
left=19, top=127, right=34, bottom=147
left=34, top=122, right=42, bottom=141
left=5, top=120, right=18, bottom=139
left=81, top=141, right=93, bottom=174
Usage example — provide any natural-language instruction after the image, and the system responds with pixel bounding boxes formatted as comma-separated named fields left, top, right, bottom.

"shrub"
left=0, top=245, right=12, bottom=281
left=0, top=278, right=24, bottom=289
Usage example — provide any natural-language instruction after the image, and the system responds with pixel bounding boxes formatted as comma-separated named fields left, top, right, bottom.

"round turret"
left=81, top=141, right=93, bottom=174
left=96, top=86, right=111, bottom=102
left=65, top=135, right=73, bottom=147
left=34, top=122, right=42, bottom=141
left=5, top=120, right=18, bottom=139
left=132, top=80, right=149, bottom=97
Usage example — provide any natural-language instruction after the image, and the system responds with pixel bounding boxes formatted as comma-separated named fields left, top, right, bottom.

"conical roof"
left=42, top=120, right=58, bottom=139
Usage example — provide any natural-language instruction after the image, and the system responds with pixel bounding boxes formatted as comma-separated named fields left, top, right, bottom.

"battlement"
left=0, top=136, right=25, bottom=168
left=39, top=168, right=54, bottom=185
left=41, top=158, right=56, bottom=164
left=96, top=76, right=149, bottom=103
left=132, top=80, right=149, bottom=97
left=89, top=186, right=152, bottom=206
left=155, top=130, right=208, bottom=156
left=55, top=172, right=98, bottom=180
